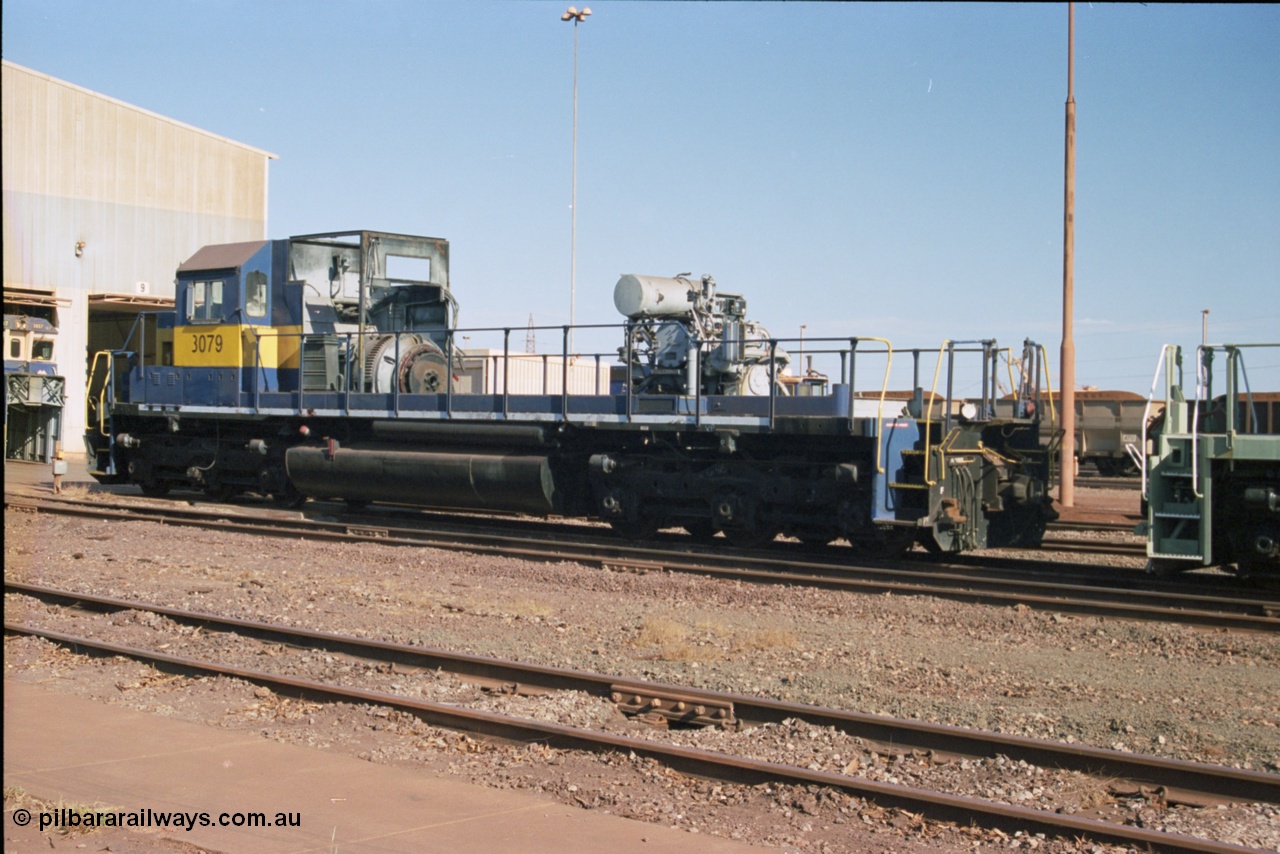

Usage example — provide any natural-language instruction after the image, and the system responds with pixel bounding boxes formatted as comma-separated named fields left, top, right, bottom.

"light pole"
left=1059, top=2, right=1077, bottom=506
left=799, top=324, right=807, bottom=375
left=562, top=5, right=590, bottom=355
left=1201, top=309, right=1210, bottom=347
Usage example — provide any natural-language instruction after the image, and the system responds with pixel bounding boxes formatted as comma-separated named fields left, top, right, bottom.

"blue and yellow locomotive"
left=5, top=313, right=64, bottom=463
left=86, top=229, right=1057, bottom=555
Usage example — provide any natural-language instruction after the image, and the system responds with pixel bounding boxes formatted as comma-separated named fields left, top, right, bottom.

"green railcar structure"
left=1140, top=343, right=1280, bottom=578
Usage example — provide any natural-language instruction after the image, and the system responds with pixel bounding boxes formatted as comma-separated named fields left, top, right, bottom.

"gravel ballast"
left=5, top=498, right=1278, bottom=852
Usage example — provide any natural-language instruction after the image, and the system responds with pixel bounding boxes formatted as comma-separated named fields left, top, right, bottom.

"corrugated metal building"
left=457, top=350, right=613, bottom=395
left=2, top=60, right=275, bottom=458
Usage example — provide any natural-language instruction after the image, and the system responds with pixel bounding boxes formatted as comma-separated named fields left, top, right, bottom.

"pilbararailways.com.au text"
left=13, top=807, right=301, bottom=833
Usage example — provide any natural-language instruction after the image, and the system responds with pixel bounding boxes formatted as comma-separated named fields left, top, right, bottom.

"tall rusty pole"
left=1059, top=3, right=1077, bottom=507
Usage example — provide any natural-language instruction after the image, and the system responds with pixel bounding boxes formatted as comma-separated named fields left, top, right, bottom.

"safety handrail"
left=999, top=347, right=1016, bottom=406
left=1035, top=344, right=1058, bottom=427
left=1138, top=344, right=1174, bottom=501
left=85, top=350, right=113, bottom=437
left=922, top=340, right=952, bottom=486
left=856, top=338, right=894, bottom=475
left=1191, top=345, right=1207, bottom=498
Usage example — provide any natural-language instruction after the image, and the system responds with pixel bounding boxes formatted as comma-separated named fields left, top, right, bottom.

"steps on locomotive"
left=1147, top=435, right=1207, bottom=562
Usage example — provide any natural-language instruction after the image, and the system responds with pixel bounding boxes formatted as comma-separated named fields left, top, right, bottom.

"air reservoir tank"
left=614, top=274, right=699, bottom=319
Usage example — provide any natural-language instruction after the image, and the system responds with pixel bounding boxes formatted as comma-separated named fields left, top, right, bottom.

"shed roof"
left=3, top=60, right=278, bottom=160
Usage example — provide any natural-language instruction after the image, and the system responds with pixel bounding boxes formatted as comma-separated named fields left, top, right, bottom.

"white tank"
left=614, top=274, right=698, bottom=319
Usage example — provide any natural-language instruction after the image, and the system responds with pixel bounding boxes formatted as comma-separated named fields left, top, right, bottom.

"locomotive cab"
left=4, top=315, right=59, bottom=376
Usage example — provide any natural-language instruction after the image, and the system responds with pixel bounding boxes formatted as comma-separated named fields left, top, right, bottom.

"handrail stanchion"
left=944, top=341, right=956, bottom=437
left=847, top=338, right=858, bottom=424
left=392, top=331, right=400, bottom=416
left=768, top=339, right=777, bottom=430
left=561, top=326, right=570, bottom=421
left=253, top=335, right=262, bottom=413
left=502, top=329, right=511, bottom=419
left=924, top=342, right=951, bottom=487
left=445, top=330, right=454, bottom=418
left=694, top=338, right=702, bottom=428
left=624, top=322, right=634, bottom=423
left=1192, top=345, right=1206, bottom=497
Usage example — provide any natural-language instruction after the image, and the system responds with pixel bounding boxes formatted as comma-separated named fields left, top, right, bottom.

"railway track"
left=1038, top=534, right=1147, bottom=557
left=8, top=493, right=1278, bottom=632
left=1075, top=476, right=1142, bottom=491
left=6, top=582, right=1276, bottom=854
left=1050, top=518, right=1142, bottom=534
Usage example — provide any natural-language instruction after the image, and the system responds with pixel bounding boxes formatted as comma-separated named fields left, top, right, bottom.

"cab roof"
left=177, top=240, right=270, bottom=274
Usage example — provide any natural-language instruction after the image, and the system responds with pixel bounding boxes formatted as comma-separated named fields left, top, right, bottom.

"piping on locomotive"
left=84, top=230, right=1058, bottom=556
left=1138, top=343, right=1280, bottom=578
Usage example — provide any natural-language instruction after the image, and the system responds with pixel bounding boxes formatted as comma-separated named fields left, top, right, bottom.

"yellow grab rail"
left=1036, top=343, right=1058, bottom=426
left=921, top=341, right=951, bottom=486
left=858, top=337, right=894, bottom=475
left=86, top=350, right=114, bottom=437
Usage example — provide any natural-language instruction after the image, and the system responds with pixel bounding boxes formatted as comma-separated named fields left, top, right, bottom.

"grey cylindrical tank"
left=614, top=274, right=697, bottom=319
left=286, top=445, right=558, bottom=514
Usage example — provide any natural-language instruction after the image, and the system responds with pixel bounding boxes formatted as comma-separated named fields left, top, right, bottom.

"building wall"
left=2, top=60, right=275, bottom=453
left=460, top=350, right=613, bottom=395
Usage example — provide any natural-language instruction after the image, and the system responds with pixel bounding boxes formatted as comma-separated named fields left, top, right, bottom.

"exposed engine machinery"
left=615, top=274, right=789, bottom=396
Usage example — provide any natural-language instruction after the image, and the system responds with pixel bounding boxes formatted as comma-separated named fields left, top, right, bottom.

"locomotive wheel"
left=683, top=519, right=720, bottom=543
left=1231, top=523, right=1279, bottom=579
left=1145, top=558, right=1192, bottom=578
left=271, top=481, right=308, bottom=509
left=609, top=514, right=661, bottom=540
left=204, top=483, right=239, bottom=502
left=852, top=526, right=916, bottom=559
left=985, top=506, right=1049, bottom=549
left=138, top=480, right=170, bottom=498
left=724, top=526, right=779, bottom=549
left=917, top=532, right=948, bottom=558
left=796, top=528, right=839, bottom=548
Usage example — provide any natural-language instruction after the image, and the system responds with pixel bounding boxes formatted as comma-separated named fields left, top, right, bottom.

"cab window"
left=32, top=340, right=53, bottom=360
left=245, top=271, right=268, bottom=319
left=8, top=338, right=20, bottom=359
left=189, top=280, right=225, bottom=323
left=407, top=303, right=445, bottom=327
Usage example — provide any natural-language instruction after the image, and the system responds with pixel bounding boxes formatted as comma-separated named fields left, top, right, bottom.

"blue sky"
left=5, top=1, right=1278, bottom=394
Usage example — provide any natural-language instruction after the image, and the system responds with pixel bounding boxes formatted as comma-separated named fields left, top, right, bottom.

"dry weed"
left=635, top=617, right=689, bottom=646
left=694, top=617, right=732, bottom=637
left=506, top=597, right=555, bottom=619
left=735, top=626, right=798, bottom=651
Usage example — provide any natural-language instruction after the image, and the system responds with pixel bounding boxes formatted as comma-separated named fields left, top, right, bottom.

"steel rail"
left=8, top=496, right=1278, bottom=631
left=1050, top=518, right=1142, bottom=533
left=3, top=620, right=1265, bottom=854
left=7, top=580, right=1277, bottom=808
left=1039, top=535, right=1147, bottom=557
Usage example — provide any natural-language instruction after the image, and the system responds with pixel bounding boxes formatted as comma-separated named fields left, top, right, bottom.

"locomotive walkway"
left=4, top=679, right=764, bottom=853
